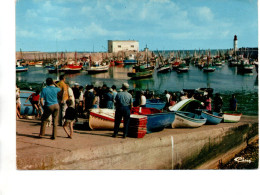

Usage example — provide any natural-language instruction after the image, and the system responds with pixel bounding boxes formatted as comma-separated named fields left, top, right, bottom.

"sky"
left=15, top=0, right=258, bottom=52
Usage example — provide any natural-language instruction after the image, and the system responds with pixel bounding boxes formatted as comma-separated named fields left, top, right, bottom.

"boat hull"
left=146, top=99, right=166, bottom=110
left=86, top=65, right=109, bottom=74
left=89, top=109, right=123, bottom=130
left=16, top=67, right=28, bottom=72
left=223, top=111, right=242, bottom=123
left=127, top=70, right=153, bottom=79
left=201, top=110, right=223, bottom=125
left=171, top=111, right=206, bottom=128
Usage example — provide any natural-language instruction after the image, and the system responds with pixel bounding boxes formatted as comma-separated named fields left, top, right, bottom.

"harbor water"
left=16, top=62, right=258, bottom=115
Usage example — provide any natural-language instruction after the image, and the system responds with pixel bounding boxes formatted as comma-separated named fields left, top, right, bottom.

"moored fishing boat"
left=62, top=64, right=83, bottom=73
left=223, top=111, right=242, bottom=123
left=157, top=64, right=171, bottom=73
left=127, top=63, right=154, bottom=79
left=86, top=62, right=109, bottom=74
left=123, top=54, right=137, bottom=65
left=237, top=59, right=254, bottom=73
left=203, top=65, right=216, bottom=72
left=171, top=111, right=206, bottom=128
left=16, top=64, right=28, bottom=72
left=89, top=109, right=123, bottom=130
left=176, top=63, right=189, bottom=73
left=131, top=107, right=175, bottom=133
left=35, top=61, right=44, bottom=67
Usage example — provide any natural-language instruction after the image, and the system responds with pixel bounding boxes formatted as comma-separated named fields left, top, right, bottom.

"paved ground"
left=16, top=115, right=258, bottom=169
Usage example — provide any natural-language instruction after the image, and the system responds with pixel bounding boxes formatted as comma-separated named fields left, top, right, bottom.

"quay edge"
left=16, top=116, right=258, bottom=170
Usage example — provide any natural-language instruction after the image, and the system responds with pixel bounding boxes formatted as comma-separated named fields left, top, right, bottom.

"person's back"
left=115, top=91, right=132, bottom=108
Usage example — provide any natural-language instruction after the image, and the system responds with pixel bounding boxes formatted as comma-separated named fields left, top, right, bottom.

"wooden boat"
left=131, top=107, right=175, bottom=133
left=114, top=60, right=124, bottom=66
left=203, top=64, right=216, bottom=72
left=171, top=111, right=206, bottom=128
left=16, top=60, right=28, bottom=72
left=199, top=110, right=223, bottom=125
left=86, top=63, right=109, bottom=74
left=127, top=63, right=154, bottom=79
left=172, top=61, right=180, bottom=69
left=168, top=98, right=203, bottom=113
left=223, top=111, right=242, bottom=123
left=35, top=61, right=43, bottom=67
left=123, top=54, right=137, bottom=65
left=62, top=64, right=83, bottom=73
left=19, top=90, right=36, bottom=115
left=176, top=63, right=189, bottom=73
left=16, top=64, right=28, bottom=72
left=146, top=99, right=166, bottom=110
left=89, top=109, right=123, bottom=130
left=157, top=64, right=171, bottom=73
left=237, top=59, right=254, bottom=73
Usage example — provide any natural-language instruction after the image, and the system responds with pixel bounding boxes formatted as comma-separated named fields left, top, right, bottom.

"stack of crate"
left=128, top=115, right=148, bottom=138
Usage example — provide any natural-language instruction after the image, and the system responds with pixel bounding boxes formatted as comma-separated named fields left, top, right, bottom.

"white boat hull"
left=223, top=113, right=242, bottom=123
left=171, top=112, right=206, bottom=128
left=89, top=109, right=123, bottom=130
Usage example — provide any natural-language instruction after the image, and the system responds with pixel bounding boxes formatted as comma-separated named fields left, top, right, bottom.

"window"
left=131, top=45, right=134, bottom=48
left=118, top=45, right=121, bottom=48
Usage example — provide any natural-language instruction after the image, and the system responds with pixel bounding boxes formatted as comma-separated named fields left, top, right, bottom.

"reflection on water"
left=16, top=63, right=258, bottom=94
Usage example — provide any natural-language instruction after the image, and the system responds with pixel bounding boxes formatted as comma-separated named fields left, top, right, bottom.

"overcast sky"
left=15, top=0, right=258, bottom=52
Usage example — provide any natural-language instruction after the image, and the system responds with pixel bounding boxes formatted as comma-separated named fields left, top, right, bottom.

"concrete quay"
left=16, top=115, right=258, bottom=170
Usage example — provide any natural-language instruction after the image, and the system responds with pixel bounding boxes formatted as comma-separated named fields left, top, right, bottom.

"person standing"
left=39, top=78, right=61, bottom=140
left=84, top=85, right=95, bottom=113
left=63, top=99, right=77, bottom=139
left=205, top=95, right=212, bottom=111
left=229, top=94, right=237, bottom=111
left=140, top=91, right=146, bottom=107
left=113, top=83, right=133, bottom=138
left=72, top=83, right=80, bottom=109
left=57, top=75, right=69, bottom=126
left=213, top=93, right=223, bottom=113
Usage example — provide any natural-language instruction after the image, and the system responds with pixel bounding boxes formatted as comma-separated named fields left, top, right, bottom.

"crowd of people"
left=16, top=75, right=238, bottom=140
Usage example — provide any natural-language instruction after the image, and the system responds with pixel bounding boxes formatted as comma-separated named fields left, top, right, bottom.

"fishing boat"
left=86, top=62, right=109, bottom=74
left=123, top=54, right=137, bottom=65
left=131, top=107, right=175, bottom=133
left=88, top=109, right=123, bottom=130
left=16, top=60, right=28, bottom=72
left=214, top=59, right=223, bottom=66
left=237, top=59, right=254, bottom=73
left=62, top=63, right=83, bottom=73
left=176, top=62, right=189, bottom=73
left=35, top=61, right=43, bottom=67
left=198, top=110, right=223, bottom=125
left=172, top=61, right=180, bottom=69
left=171, top=111, right=206, bottom=128
left=156, top=50, right=171, bottom=73
left=203, top=64, right=216, bottom=72
left=127, top=63, right=154, bottom=79
left=146, top=99, right=166, bottom=110
left=223, top=111, right=242, bottom=123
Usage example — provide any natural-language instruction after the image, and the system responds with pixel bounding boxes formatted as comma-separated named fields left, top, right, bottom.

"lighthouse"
left=233, top=35, right=238, bottom=52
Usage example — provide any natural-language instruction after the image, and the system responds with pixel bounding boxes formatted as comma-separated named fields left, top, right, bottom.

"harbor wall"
left=17, top=117, right=258, bottom=170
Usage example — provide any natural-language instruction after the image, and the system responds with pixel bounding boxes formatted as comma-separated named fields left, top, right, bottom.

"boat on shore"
left=198, top=110, right=223, bottom=125
left=146, top=99, right=166, bottom=110
left=88, top=109, right=123, bottom=130
left=223, top=111, right=242, bottom=123
left=168, top=98, right=203, bottom=113
left=171, top=111, right=206, bottom=128
left=131, top=107, right=175, bottom=133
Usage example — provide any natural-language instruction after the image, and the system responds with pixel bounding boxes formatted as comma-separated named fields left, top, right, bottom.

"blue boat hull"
left=146, top=112, right=175, bottom=133
left=146, top=99, right=166, bottom=110
left=19, top=90, right=37, bottom=115
left=201, top=111, right=223, bottom=125
left=123, top=59, right=137, bottom=65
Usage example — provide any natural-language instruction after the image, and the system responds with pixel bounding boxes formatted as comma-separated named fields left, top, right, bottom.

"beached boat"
left=131, top=107, right=175, bottom=133
left=223, top=111, right=242, bottom=123
left=168, top=99, right=203, bottom=113
left=19, top=90, right=37, bottom=115
left=89, top=109, right=123, bottom=130
left=146, top=99, right=166, bottom=110
left=199, top=110, right=223, bottom=125
left=171, top=111, right=206, bottom=128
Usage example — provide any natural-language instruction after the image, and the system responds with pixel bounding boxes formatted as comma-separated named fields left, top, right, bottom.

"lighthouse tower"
left=233, top=35, right=238, bottom=52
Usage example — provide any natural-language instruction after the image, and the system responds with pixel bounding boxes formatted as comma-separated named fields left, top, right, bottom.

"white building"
left=108, top=40, right=139, bottom=53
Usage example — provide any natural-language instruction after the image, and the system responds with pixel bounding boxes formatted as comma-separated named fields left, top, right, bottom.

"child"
left=63, top=99, right=77, bottom=139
